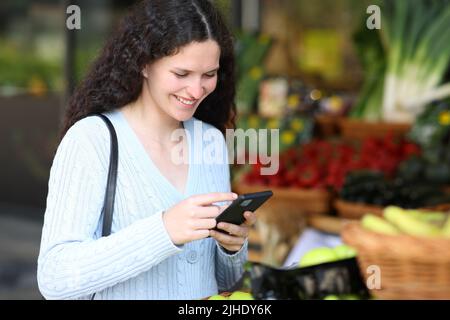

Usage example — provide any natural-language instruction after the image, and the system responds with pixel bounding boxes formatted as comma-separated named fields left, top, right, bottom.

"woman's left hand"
left=209, top=210, right=257, bottom=253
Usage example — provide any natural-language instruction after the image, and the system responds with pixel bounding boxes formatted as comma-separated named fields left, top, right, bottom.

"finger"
left=213, top=205, right=231, bottom=215
left=218, top=205, right=229, bottom=214
left=190, top=192, right=238, bottom=206
left=242, top=211, right=257, bottom=227
left=191, top=229, right=211, bottom=241
left=192, top=218, right=217, bottom=230
left=194, top=206, right=222, bottom=218
left=216, top=222, right=248, bottom=238
left=210, top=230, right=246, bottom=246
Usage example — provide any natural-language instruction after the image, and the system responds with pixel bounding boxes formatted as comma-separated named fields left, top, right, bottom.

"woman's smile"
left=173, top=94, right=199, bottom=108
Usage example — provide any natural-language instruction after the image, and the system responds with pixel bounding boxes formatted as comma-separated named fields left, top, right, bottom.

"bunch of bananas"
left=361, top=206, right=450, bottom=238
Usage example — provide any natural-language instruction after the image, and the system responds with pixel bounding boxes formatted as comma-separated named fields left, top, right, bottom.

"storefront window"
left=0, top=1, right=65, bottom=96
left=0, top=0, right=138, bottom=97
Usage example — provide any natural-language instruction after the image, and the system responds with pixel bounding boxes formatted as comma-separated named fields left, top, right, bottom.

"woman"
left=37, top=0, right=255, bottom=300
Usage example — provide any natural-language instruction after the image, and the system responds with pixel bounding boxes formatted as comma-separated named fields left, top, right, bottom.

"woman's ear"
left=142, top=66, right=149, bottom=78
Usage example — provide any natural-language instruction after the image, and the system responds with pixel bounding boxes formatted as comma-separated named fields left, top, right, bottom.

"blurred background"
left=1, top=0, right=450, bottom=300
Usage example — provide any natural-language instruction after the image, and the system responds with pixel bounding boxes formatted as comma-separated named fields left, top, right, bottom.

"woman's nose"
left=186, top=81, right=205, bottom=100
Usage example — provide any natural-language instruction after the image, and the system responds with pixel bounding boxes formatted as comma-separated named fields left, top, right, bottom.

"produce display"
left=323, top=294, right=360, bottom=300
left=230, top=0, right=450, bottom=301
left=404, top=101, right=450, bottom=186
left=235, top=33, right=272, bottom=114
left=298, top=244, right=356, bottom=267
left=241, top=134, right=420, bottom=190
left=351, top=0, right=450, bottom=123
left=208, top=291, right=254, bottom=300
left=408, top=101, right=450, bottom=149
left=361, top=206, right=450, bottom=238
left=340, top=170, right=450, bottom=208
left=343, top=205, right=450, bottom=300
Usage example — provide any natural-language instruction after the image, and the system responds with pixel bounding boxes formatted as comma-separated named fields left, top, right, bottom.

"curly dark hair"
left=61, top=0, right=236, bottom=139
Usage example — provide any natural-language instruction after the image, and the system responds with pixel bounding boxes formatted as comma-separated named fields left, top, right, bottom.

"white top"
left=37, top=109, right=247, bottom=300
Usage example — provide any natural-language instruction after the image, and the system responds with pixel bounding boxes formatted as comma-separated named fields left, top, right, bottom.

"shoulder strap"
left=95, top=113, right=118, bottom=237
left=84, top=113, right=118, bottom=300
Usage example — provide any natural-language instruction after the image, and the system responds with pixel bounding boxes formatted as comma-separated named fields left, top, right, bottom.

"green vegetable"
left=351, top=12, right=386, bottom=121
left=382, top=0, right=450, bottom=122
left=352, top=0, right=450, bottom=122
left=362, top=214, right=400, bottom=235
left=384, top=206, right=441, bottom=237
left=443, top=216, right=450, bottom=238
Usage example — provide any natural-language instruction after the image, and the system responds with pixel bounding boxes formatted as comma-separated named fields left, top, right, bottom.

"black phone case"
left=215, top=190, right=273, bottom=227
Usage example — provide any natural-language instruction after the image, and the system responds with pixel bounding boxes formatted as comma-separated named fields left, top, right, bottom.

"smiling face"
left=142, top=40, right=221, bottom=122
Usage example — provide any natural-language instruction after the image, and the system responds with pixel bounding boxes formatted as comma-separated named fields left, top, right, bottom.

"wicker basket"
left=335, top=199, right=450, bottom=220
left=334, top=199, right=384, bottom=219
left=342, top=222, right=450, bottom=299
left=234, top=184, right=332, bottom=215
left=338, top=118, right=411, bottom=141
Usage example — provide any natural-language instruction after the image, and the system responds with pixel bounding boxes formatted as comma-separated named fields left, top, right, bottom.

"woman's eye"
left=204, top=73, right=217, bottom=78
left=174, top=73, right=188, bottom=78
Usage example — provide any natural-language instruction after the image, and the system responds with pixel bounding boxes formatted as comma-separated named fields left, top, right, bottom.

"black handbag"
left=91, top=114, right=118, bottom=299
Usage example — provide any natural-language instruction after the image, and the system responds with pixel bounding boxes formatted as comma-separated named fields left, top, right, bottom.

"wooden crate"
left=338, top=118, right=411, bottom=141
left=233, top=184, right=333, bottom=266
left=234, top=184, right=332, bottom=216
left=315, top=114, right=342, bottom=138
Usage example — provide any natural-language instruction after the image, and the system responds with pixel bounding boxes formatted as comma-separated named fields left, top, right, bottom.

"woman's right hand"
left=162, top=192, right=238, bottom=245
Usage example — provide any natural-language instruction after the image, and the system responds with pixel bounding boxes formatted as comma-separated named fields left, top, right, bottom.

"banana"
left=404, top=209, right=447, bottom=226
left=361, top=214, right=399, bottom=235
left=384, top=206, right=441, bottom=238
left=442, top=216, right=450, bottom=238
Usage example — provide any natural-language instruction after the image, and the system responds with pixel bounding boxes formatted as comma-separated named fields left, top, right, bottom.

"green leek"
left=354, top=0, right=450, bottom=123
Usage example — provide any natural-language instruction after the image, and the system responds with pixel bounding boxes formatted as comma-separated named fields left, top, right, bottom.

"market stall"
left=223, top=0, right=450, bottom=300
left=1, top=0, right=449, bottom=301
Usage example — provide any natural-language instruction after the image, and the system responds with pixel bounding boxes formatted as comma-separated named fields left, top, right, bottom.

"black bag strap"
left=95, top=113, right=118, bottom=237
left=90, top=113, right=118, bottom=300
left=42, top=114, right=118, bottom=301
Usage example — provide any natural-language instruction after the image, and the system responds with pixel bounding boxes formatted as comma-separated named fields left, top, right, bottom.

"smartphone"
left=214, top=190, right=273, bottom=229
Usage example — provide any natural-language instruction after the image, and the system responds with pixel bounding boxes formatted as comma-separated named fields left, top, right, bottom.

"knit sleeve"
left=37, top=119, right=182, bottom=300
left=212, top=132, right=248, bottom=292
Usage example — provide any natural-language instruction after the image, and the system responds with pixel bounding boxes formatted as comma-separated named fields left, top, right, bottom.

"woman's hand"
left=163, top=192, right=237, bottom=245
left=209, top=210, right=257, bottom=253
